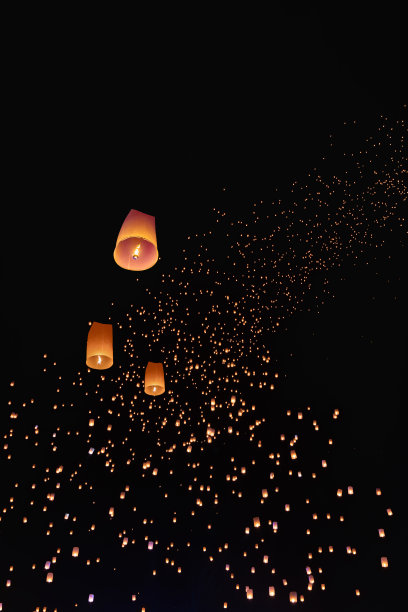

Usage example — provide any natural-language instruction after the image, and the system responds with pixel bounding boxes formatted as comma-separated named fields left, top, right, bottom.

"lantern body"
left=113, top=209, right=159, bottom=271
left=86, top=322, right=113, bottom=370
left=144, top=362, right=165, bottom=396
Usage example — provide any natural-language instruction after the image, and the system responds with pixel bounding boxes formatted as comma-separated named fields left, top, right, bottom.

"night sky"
left=2, top=7, right=407, bottom=612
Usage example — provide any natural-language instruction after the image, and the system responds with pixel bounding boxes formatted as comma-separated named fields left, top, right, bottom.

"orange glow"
left=86, top=322, right=113, bottom=370
left=113, top=209, right=159, bottom=271
left=144, top=362, right=165, bottom=396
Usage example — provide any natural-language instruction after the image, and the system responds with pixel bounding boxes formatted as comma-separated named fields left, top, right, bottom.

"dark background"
left=2, top=5, right=407, bottom=611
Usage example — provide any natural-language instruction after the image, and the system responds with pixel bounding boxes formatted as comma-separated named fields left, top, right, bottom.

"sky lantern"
left=86, top=322, right=113, bottom=370
left=113, top=209, right=159, bottom=271
left=290, top=591, right=298, bottom=603
left=144, top=362, right=165, bottom=396
left=381, top=557, right=388, bottom=568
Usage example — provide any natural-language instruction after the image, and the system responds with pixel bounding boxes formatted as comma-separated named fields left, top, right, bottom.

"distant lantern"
left=86, top=322, right=113, bottom=370
left=72, top=547, right=79, bottom=557
left=144, top=362, right=165, bottom=396
left=290, top=591, right=298, bottom=603
left=231, top=395, right=236, bottom=405
left=253, top=517, right=261, bottom=528
left=46, top=572, right=53, bottom=583
left=381, top=556, right=388, bottom=568
left=113, top=209, right=159, bottom=271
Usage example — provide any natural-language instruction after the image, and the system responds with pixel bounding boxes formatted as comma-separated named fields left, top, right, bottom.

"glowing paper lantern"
left=113, top=209, right=159, bottom=271
left=46, top=573, right=53, bottom=583
left=144, top=362, right=165, bottom=396
left=72, top=547, right=79, bottom=557
left=290, top=591, right=297, bottom=603
left=86, top=322, right=113, bottom=370
left=381, top=556, right=388, bottom=568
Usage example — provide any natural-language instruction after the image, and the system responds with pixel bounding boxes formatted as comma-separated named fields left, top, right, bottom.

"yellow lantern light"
left=289, top=591, right=297, bottom=603
left=381, top=556, right=388, bottom=568
left=86, top=322, right=113, bottom=370
left=113, top=209, right=159, bottom=271
left=144, top=362, right=165, bottom=396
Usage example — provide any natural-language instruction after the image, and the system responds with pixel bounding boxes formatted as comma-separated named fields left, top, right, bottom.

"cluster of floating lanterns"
left=3, top=113, right=406, bottom=610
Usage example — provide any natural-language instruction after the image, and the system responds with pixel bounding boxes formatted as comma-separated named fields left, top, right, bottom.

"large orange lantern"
left=113, top=209, right=159, bottom=271
left=144, top=362, right=165, bottom=396
left=86, top=322, right=113, bottom=370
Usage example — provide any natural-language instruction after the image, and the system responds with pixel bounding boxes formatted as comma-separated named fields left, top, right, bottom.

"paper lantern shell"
left=86, top=322, right=113, bottom=370
left=113, top=209, right=159, bottom=271
left=144, top=362, right=165, bottom=396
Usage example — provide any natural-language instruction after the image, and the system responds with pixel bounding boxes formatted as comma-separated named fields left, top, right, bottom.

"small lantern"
left=144, top=362, right=165, bottom=396
left=253, top=517, right=261, bottom=528
left=381, top=556, right=388, bottom=568
left=113, top=209, right=159, bottom=271
left=46, top=572, right=53, bottom=583
left=290, top=591, right=297, bottom=603
left=72, top=547, right=79, bottom=557
left=86, top=322, right=113, bottom=370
